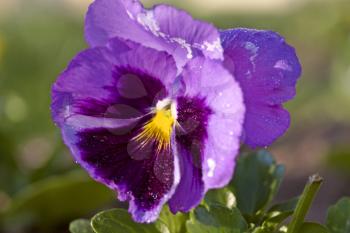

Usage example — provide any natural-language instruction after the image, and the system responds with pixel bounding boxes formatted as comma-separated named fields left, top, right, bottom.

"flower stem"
left=286, top=174, right=323, bottom=233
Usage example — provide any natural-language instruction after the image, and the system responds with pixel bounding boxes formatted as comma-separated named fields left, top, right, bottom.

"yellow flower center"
left=134, top=104, right=176, bottom=153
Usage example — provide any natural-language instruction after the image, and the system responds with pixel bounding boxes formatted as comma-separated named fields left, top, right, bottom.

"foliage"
left=67, top=151, right=350, bottom=233
left=69, top=219, right=94, bottom=233
left=186, top=204, right=247, bottom=233
left=0, top=171, right=114, bottom=232
left=326, top=198, right=350, bottom=233
left=230, top=150, right=285, bottom=218
left=91, top=209, right=169, bottom=233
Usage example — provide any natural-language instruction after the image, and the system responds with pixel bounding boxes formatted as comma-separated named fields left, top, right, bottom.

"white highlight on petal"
left=136, top=10, right=194, bottom=60
left=126, top=10, right=134, bottom=20
left=274, top=59, right=292, bottom=71
left=156, top=98, right=178, bottom=121
left=171, top=37, right=193, bottom=59
left=207, top=158, right=216, bottom=177
left=173, top=148, right=181, bottom=191
left=193, top=38, right=223, bottom=60
left=203, top=38, right=222, bottom=52
left=137, top=10, right=161, bottom=36
left=156, top=98, right=172, bottom=110
left=244, top=41, right=258, bottom=54
left=245, top=70, right=252, bottom=79
left=245, top=41, right=259, bottom=71
left=201, top=38, right=223, bottom=57
left=171, top=101, right=178, bottom=121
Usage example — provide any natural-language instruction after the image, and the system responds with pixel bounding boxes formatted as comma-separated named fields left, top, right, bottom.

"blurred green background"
left=0, top=0, right=349, bottom=232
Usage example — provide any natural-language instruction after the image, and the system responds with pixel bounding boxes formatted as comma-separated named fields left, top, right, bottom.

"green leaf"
left=264, top=197, right=299, bottom=225
left=326, top=197, right=350, bottom=233
left=186, top=204, right=247, bottom=233
left=269, top=197, right=299, bottom=213
left=159, top=205, right=188, bottom=233
left=298, top=222, right=329, bottom=233
left=91, top=208, right=169, bottom=233
left=264, top=211, right=293, bottom=226
left=2, top=171, right=114, bottom=231
left=204, top=188, right=236, bottom=209
left=69, top=219, right=94, bottom=233
left=230, top=150, right=285, bottom=216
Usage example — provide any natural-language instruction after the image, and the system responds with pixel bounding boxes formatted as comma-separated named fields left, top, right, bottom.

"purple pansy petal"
left=85, top=0, right=146, bottom=47
left=51, top=38, right=177, bottom=126
left=220, top=28, right=302, bottom=147
left=180, top=57, right=245, bottom=190
left=168, top=143, right=203, bottom=213
left=51, top=39, right=184, bottom=222
left=85, top=0, right=223, bottom=70
left=169, top=57, right=245, bottom=212
left=150, top=4, right=223, bottom=61
left=61, top=116, right=179, bottom=222
left=168, top=96, right=210, bottom=213
left=51, top=40, right=127, bottom=125
left=128, top=132, right=180, bottom=222
left=65, top=114, right=142, bottom=130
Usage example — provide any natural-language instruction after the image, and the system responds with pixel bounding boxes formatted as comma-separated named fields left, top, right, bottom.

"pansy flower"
left=51, top=0, right=301, bottom=223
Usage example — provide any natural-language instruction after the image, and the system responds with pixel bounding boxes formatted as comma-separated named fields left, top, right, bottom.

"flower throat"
left=134, top=102, right=176, bottom=153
